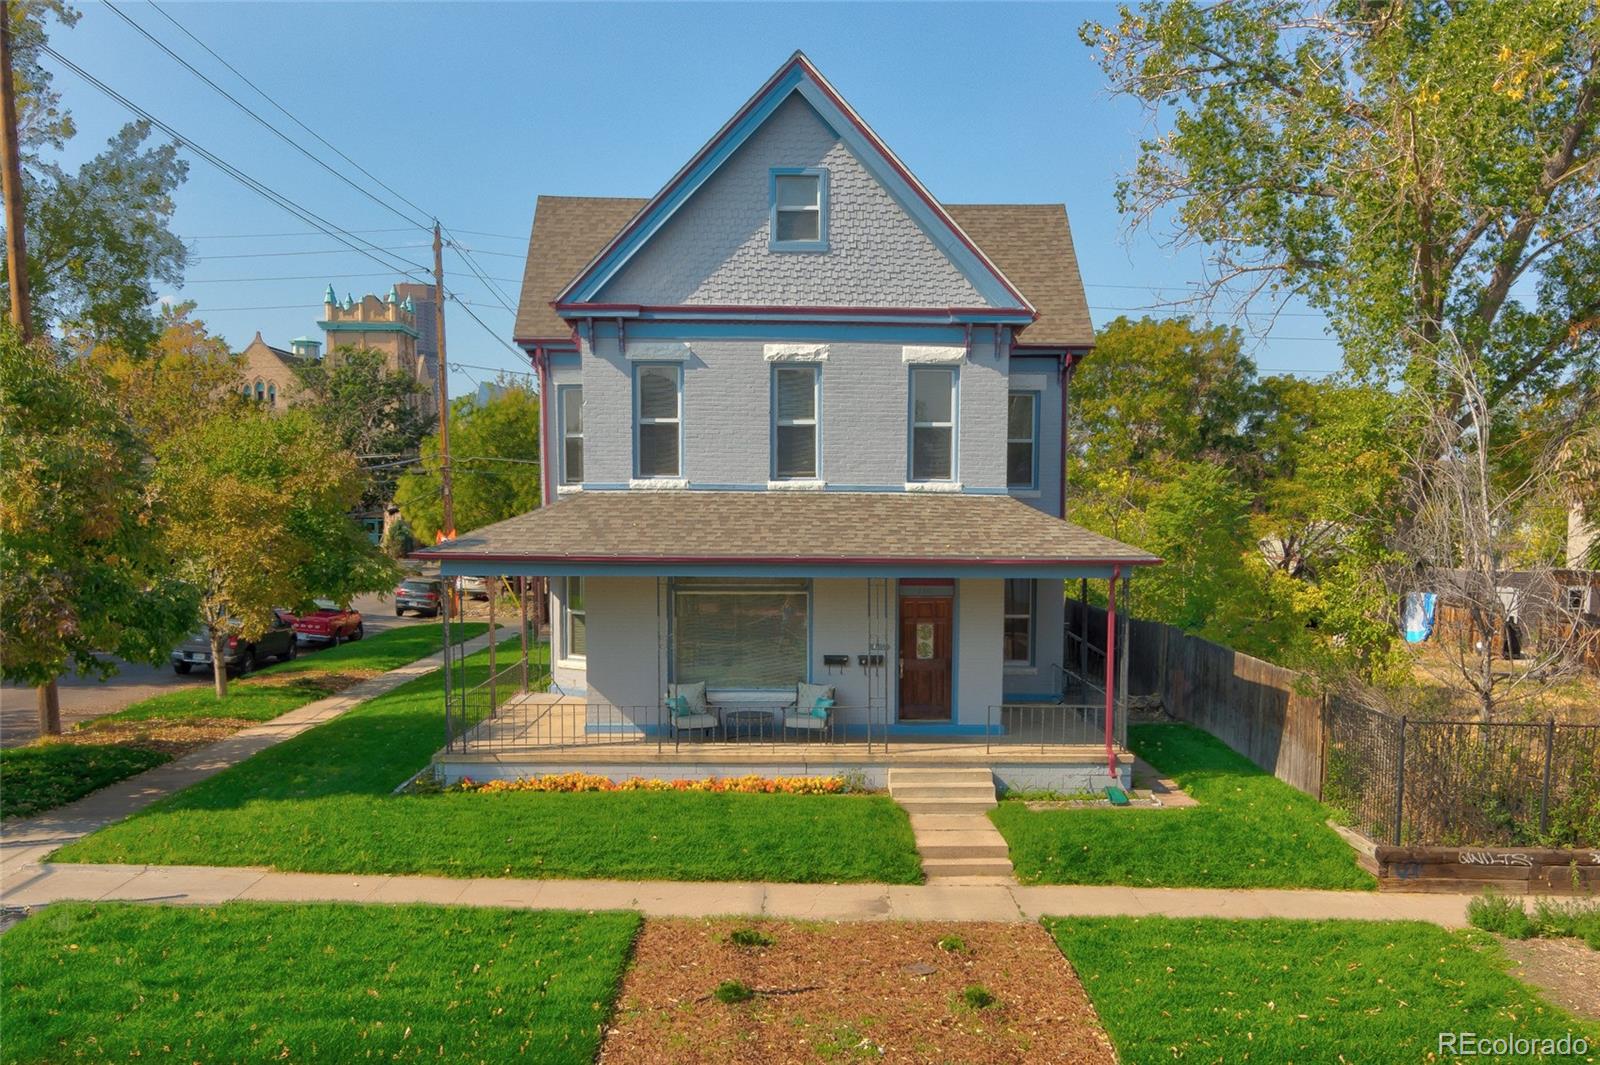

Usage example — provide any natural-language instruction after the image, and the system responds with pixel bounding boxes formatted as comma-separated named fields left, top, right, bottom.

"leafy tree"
left=1082, top=1, right=1600, bottom=407
left=86, top=302, right=242, bottom=441
left=394, top=385, right=540, bottom=543
left=380, top=515, right=416, bottom=560
left=290, top=346, right=435, bottom=507
left=0, top=325, right=195, bottom=728
left=1, top=1, right=187, bottom=353
left=154, top=405, right=398, bottom=697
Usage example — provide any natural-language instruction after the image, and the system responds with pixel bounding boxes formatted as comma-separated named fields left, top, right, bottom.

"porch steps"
left=889, top=769, right=1014, bottom=882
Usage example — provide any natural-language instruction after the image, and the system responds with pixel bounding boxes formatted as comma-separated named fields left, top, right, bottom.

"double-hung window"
left=773, top=366, right=819, bottom=479
left=559, top=385, right=583, bottom=485
left=1003, top=579, right=1035, bottom=665
left=770, top=169, right=827, bottom=250
left=562, top=577, right=586, bottom=660
left=634, top=364, right=681, bottom=478
left=1007, top=391, right=1038, bottom=489
left=909, top=367, right=956, bottom=481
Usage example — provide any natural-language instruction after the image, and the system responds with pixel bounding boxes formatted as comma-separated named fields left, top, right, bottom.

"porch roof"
left=414, top=491, right=1159, bottom=578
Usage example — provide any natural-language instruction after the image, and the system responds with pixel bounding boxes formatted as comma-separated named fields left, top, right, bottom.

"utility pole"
left=431, top=221, right=455, bottom=538
left=1, top=1, right=57, bottom=736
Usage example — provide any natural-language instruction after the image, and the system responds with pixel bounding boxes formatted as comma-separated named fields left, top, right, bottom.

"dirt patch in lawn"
left=58, top=719, right=259, bottom=758
left=1500, top=936, right=1600, bottom=1021
left=250, top=670, right=372, bottom=692
left=600, top=919, right=1116, bottom=1064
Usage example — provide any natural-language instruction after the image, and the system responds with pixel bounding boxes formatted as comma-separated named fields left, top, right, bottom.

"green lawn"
left=1048, top=916, right=1598, bottom=1065
left=87, top=621, right=491, bottom=727
left=992, top=723, right=1374, bottom=889
left=53, top=642, right=924, bottom=884
left=0, top=901, right=639, bottom=1065
left=0, top=743, right=170, bottom=820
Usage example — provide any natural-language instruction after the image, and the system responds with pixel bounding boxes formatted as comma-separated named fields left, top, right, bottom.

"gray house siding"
left=572, top=326, right=1015, bottom=490
left=595, top=94, right=988, bottom=309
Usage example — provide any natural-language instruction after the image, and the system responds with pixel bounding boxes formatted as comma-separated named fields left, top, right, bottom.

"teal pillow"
left=665, top=694, right=692, bottom=717
left=810, top=698, right=834, bottom=719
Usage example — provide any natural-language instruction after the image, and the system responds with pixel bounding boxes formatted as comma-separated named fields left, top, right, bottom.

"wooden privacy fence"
left=1066, top=599, right=1598, bottom=848
left=1067, top=600, right=1328, bottom=797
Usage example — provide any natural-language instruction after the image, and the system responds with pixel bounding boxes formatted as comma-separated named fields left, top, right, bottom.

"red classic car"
left=292, top=599, right=365, bottom=645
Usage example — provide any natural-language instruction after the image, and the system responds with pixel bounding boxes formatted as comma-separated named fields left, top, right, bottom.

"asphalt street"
left=0, top=592, right=427, bottom=747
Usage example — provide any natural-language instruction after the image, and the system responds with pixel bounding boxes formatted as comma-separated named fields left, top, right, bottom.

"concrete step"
left=897, top=798, right=1000, bottom=817
left=922, top=856, right=1015, bottom=878
left=908, top=814, right=995, bottom=833
left=887, top=767, right=996, bottom=786
left=889, top=782, right=999, bottom=802
left=916, top=835, right=1011, bottom=860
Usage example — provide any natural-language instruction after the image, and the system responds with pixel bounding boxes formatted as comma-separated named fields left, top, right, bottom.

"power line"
left=102, top=1, right=430, bottom=233
left=43, top=45, right=434, bottom=284
left=138, top=0, right=436, bottom=229
left=189, top=246, right=433, bottom=261
left=182, top=226, right=522, bottom=241
left=182, top=270, right=520, bottom=285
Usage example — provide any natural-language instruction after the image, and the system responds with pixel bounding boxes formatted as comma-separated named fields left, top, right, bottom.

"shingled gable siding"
left=592, top=93, right=988, bottom=308
left=572, top=326, right=1011, bottom=490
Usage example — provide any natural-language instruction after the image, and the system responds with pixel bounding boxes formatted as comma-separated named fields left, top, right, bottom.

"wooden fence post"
left=1393, top=715, right=1408, bottom=846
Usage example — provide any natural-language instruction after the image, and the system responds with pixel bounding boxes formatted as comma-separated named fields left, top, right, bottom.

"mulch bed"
left=600, top=919, right=1116, bottom=1064
left=59, top=719, right=260, bottom=758
left=1500, top=936, right=1600, bottom=1021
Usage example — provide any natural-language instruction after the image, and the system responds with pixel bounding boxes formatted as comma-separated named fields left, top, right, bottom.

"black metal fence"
left=1323, top=704, right=1600, bottom=847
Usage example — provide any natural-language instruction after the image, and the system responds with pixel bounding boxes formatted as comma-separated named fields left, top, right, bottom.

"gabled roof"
left=514, top=197, right=1094, bottom=348
left=415, top=491, right=1157, bottom=572
left=241, top=331, right=307, bottom=368
left=553, top=52, right=1035, bottom=319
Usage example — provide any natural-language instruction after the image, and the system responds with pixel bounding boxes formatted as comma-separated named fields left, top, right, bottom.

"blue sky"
left=46, top=1, right=1345, bottom=390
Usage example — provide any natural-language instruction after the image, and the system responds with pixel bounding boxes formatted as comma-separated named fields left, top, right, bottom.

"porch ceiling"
left=413, top=490, right=1159, bottom=577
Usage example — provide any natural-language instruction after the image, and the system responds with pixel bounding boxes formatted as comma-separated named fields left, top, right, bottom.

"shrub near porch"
left=992, top=723, right=1374, bottom=889
left=52, top=643, right=923, bottom=885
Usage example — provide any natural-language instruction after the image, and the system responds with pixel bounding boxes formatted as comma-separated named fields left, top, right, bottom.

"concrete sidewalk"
left=0, top=632, right=495, bottom=879
left=1, top=861, right=1481, bottom=926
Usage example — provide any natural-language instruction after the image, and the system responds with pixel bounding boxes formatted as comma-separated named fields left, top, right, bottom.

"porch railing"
left=448, top=699, right=895, bottom=755
left=985, top=702, right=1124, bottom=752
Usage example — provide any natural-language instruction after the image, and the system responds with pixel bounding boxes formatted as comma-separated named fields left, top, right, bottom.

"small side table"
left=721, top=708, right=777, bottom=742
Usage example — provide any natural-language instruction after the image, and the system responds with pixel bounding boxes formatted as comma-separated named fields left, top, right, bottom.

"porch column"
left=488, top=578, right=497, bottom=710
left=519, top=576, right=530, bottom=693
left=1104, top=565, right=1120, bottom=777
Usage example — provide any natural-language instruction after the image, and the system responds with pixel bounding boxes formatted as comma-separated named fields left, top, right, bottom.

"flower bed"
left=454, top=772, right=851, bottom=796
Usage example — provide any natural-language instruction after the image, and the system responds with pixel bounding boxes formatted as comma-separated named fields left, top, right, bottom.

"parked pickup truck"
left=292, top=600, right=365, bottom=645
left=171, top=610, right=298, bottom=676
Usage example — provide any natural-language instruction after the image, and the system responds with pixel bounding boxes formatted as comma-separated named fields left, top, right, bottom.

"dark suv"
left=394, top=578, right=445, bottom=617
left=170, top=610, right=298, bottom=676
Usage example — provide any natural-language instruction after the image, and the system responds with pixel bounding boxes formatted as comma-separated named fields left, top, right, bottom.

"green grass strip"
left=0, top=743, right=170, bottom=820
left=992, top=723, right=1374, bottom=889
left=1047, top=916, right=1598, bottom=1064
left=88, top=622, right=490, bottom=727
left=0, top=901, right=639, bottom=1065
left=53, top=641, right=923, bottom=884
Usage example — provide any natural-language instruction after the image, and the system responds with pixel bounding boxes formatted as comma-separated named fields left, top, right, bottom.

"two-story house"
left=420, top=54, right=1157, bottom=785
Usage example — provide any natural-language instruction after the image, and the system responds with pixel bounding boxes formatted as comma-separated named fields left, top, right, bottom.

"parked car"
left=394, top=578, right=445, bottom=617
left=464, top=577, right=493, bottom=601
left=170, top=610, right=298, bottom=676
left=293, top=600, right=365, bottom=645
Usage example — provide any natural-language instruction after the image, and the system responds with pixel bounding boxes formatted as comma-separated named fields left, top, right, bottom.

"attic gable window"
left=769, top=168, right=828, bottom=251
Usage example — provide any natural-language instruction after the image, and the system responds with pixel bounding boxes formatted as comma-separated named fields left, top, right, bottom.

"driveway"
left=0, top=592, right=423, bottom=747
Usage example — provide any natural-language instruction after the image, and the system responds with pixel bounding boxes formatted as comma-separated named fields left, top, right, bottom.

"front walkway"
left=1, top=861, right=1481, bottom=926
left=0, top=632, right=496, bottom=880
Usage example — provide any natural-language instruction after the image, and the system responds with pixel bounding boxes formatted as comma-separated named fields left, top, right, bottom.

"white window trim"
left=772, top=364, right=820, bottom=482
left=908, top=366, right=958, bottom=483
left=559, top=577, right=586, bottom=666
left=769, top=168, right=828, bottom=252
left=633, top=362, right=683, bottom=480
left=558, top=384, right=583, bottom=487
left=1003, top=578, right=1036, bottom=666
left=624, top=341, right=693, bottom=361
left=763, top=343, right=830, bottom=362
left=902, top=345, right=966, bottom=364
left=1007, top=390, right=1040, bottom=491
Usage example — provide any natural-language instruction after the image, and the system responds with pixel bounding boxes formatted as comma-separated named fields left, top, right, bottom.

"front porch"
left=432, top=689, right=1135, bottom=791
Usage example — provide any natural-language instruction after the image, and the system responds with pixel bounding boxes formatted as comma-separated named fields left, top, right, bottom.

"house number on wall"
left=916, top=623, right=934, bottom=659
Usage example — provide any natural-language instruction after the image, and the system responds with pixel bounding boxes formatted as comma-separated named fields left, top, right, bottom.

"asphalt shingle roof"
left=416, top=491, right=1157, bottom=568
left=513, top=196, right=1094, bottom=349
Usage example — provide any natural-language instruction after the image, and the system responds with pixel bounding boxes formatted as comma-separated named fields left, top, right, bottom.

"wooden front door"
left=899, top=596, right=953, bottom=721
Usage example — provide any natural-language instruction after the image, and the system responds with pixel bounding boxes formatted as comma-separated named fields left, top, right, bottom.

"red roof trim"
left=418, top=550, right=1160, bottom=567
